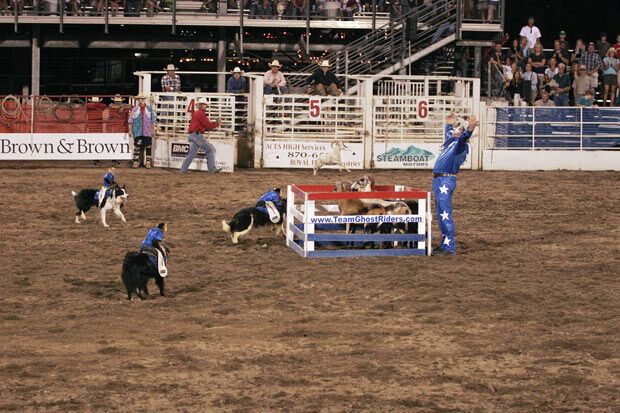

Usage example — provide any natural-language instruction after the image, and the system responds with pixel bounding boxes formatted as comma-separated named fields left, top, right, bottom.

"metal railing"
left=0, top=94, right=131, bottom=134
left=374, top=95, right=475, bottom=143
left=459, top=0, right=504, bottom=24
left=486, top=106, right=620, bottom=150
left=152, top=92, right=247, bottom=139
left=290, top=0, right=458, bottom=88
left=262, top=94, right=365, bottom=141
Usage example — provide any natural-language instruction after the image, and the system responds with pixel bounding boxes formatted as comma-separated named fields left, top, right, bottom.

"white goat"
left=313, top=141, right=350, bottom=175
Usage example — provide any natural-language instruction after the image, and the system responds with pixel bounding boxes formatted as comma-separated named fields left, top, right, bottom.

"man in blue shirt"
left=226, top=67, right=247, bottom=94
left=432, top=114, right=479, bottom=256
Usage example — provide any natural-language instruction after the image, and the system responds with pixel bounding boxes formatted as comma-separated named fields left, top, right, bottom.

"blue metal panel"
left=307, top=248, right=426, bottom=258
left=308, top=233, right=425, bottom=242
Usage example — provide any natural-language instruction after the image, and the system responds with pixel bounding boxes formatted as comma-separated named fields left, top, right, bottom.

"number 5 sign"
left=309, top=98, right=321, bottom=119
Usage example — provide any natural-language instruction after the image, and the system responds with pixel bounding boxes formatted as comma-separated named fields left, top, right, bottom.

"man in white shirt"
left=519, top=16, right=541, bottom=51
left=264, top=60, right=288, bottom=95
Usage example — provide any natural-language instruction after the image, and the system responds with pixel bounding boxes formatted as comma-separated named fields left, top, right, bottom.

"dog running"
left=71, top=183, right=128, bottom=227
left=222, top=188, right=287, bottom=244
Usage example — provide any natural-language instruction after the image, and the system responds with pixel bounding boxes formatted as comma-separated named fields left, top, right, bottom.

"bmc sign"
left=0, top=133, right=131, bottom=160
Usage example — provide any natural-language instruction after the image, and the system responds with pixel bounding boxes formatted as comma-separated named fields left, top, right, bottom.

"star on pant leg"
left=440, top=210, right=450, bottom=221
left=443, top=236, right=451, bottom=246
left=438, top=184, right=449, bottom=194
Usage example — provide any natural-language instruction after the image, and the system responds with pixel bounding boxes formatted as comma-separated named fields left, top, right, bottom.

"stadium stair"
left=289, top=0, right=458, bottom=92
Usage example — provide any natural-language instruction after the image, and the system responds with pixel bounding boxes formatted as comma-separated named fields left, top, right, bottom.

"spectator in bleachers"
left=488, top=42, right=505, bottom=72
left=342, top=0, right=360, bottom=19
left=227, top=67, right=247, bottom=93
left=544, top=57, right=558, bottom=83
left=572, top=64, right=593, bottom=102
left=506, top=66, right=524, bottom=106
left=519, top=36, right=530, bottom=70
left=535, top=89, right=555, bottom=107
left=256, top=0, right=274, bottom=18
left=161, top=64, right=181, bottom=124
left=557, top=31, right=569, bottom=51
left=571, top=39, right=586, bottom=65
left=502, top=58, right=514, bottom=83
left=613, top=34, right=620, bottom=57
left=320, top=0, right=342, bottom=19
left=290, top=0, right=306, bottom=17
left=519, top=16, right=541, bottom=51
left=306, top=60, right=342, bottom=96
left=264, top=60, right=288, bottom=94
left=596, top=33, right=611, bottom=59
left=552, top=63, right=571, bottom=107
left=508, top=39, right=523, bottom=68
left=522, top=62, right=538, bottom=105
left=528, top=42, right=547, bottom=88
left=124, top=0, right=141, bottom=16
left=581, top=42, right=602, bottom=89
left=483, top=0, right=499, bottom=23
left=576, top=90, right=596, bottom=107
left=551, top=40, right=570, bottom=67
left=602, top=48, right=619, bottom=106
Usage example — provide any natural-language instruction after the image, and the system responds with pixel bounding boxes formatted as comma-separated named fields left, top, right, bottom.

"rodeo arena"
left=1, top=0, right=619, bottom=410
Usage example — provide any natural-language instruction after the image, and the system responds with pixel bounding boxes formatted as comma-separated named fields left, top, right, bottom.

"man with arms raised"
left=431, top=113, right=479, bottom=256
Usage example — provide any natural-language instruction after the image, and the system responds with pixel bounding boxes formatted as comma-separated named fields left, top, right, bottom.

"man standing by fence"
left=180, top=98, right=222, bottom=174
left=431, top=113, right=479, bottom=256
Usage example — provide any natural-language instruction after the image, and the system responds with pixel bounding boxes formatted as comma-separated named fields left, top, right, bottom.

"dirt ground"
left=0, top=163, right=618, bottom=412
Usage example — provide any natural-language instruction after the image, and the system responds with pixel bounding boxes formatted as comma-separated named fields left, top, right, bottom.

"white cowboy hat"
left=197, top=97, right=209, bottom=105
left=320, top=60, right=330, bottom=68
left=164, top=64, right=178, bottom=71
left=112, top=94, right=124, bottom=102
left=232, top=67, right=244, bottom=74
left=135, top=93, right=148, bottom=99
left=88, top=96, right=101, bottom=102
left=269, top=60, right=282, bottom=67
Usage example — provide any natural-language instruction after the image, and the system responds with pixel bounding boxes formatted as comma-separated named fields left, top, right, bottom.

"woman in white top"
left=543, top=57, right=559, bottom=94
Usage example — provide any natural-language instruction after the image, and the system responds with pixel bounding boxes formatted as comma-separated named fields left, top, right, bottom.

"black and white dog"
left=71, top=184, right=128, bottom=227
left=121, top=249, right=168, bottom=300
left=222, top=188, right=287, bottom=244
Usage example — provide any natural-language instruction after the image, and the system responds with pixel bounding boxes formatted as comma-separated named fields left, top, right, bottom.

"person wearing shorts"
left=602, top=48, right=619, bottom=106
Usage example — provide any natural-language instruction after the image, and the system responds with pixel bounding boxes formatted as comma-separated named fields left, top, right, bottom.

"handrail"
left=290, top=0, right=457, bottom=88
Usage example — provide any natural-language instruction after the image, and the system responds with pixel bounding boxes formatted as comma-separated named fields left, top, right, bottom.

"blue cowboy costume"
left=94, top=171, right=116, bottom=207
left=432, top=121, right=474, bottom=255
left=141, top=223, right=168, bottom=270
left=255, top=188, right=286, bottom=222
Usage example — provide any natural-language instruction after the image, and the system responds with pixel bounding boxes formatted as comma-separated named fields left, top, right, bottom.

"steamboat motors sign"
left=0, top=133, right=131, bottom=160
left=373, top=143, right=471, bottom=169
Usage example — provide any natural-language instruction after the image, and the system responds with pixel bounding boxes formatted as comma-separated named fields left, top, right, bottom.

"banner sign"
left=262, top=140, right=364, bottom=169
left=0, top=133, right=131, bottom=160
left=373, top=142, right=471, bottom=169
left=153, top=138, right=235, bottom=173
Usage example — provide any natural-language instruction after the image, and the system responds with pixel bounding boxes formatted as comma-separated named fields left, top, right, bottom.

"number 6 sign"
left=417, top=100, right=428, bottom=119
left=309, top=98, right=320, bottom=119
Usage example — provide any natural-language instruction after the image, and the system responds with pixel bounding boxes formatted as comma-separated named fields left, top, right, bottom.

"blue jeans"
left=179, top=132, right=217, bottom=173
left=553, top=93, right=569, bottom=107
left=432, top=175, right=458, bottom=253
left=264, top=85, right=288, bottom=95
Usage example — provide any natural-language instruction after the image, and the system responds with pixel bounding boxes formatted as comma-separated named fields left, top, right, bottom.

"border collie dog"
left=222, top=188, right=287, bottom=244
left=121, top=251, right=166, bottom=300
left=71, top=184, right=128, bottom=227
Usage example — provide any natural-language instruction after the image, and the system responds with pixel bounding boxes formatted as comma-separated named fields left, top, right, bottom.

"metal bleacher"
left=493, top=107, right=620, bottom=149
